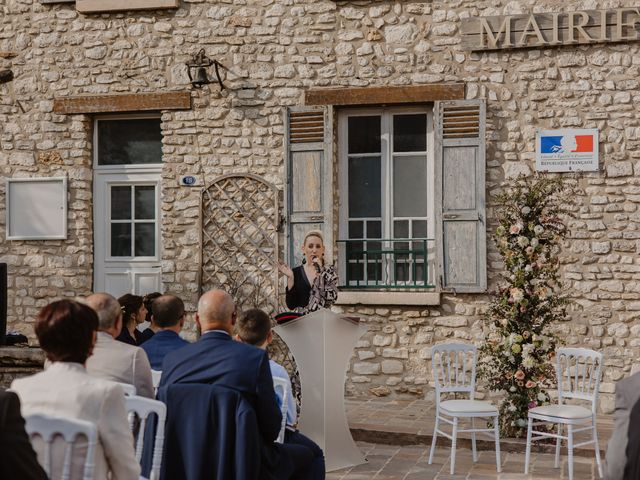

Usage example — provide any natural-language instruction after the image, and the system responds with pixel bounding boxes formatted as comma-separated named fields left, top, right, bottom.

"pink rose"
left=526, top=380, right=537, bottom=389
left=515, top=370, right=525, bottom=380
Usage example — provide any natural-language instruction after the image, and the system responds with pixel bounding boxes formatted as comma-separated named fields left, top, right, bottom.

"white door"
left=92, top=116, right=163, bottom=297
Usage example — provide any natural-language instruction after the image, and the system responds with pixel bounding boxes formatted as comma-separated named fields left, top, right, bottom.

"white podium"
left=274, top=308, right=367, bottom=472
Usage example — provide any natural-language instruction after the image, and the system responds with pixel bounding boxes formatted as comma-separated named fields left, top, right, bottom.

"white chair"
left=125, top=395, right=166, bottom=480
left=116, top=382, right=136, bottom=396
left=24, top=413, right=98, bottom=480
left=428, top=343, right=501, bottom=474
left=151, top=370, right=162, bottom=395
left=272, top=377, right=289, bottom=444
left=525, top=347, right=604, bottom=480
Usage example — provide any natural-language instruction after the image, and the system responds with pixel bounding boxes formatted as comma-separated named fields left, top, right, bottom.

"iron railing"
left=336, top=238, right=435, bottom=289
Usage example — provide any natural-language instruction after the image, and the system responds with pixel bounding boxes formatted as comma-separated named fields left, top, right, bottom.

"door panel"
left=94, top=171, right=162, bottom=296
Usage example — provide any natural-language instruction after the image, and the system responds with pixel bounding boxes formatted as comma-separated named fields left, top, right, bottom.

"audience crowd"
left=2, top=289, right=325, bottom=480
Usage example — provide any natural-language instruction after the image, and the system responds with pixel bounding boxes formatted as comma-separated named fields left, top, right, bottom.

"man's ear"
left=195, top=312, right=202, bottom=331
left=267, top=330, right=273, bottom=345
left=179, top=314, right=185, bottom=329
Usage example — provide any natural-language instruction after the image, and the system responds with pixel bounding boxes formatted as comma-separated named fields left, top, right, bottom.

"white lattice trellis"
left=200, top=173, right=280, bottom=313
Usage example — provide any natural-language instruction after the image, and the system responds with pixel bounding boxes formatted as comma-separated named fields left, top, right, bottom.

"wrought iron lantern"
left=186, top=49, right=224, bottom=90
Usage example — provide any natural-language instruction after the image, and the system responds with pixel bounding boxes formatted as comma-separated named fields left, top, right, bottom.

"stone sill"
left=0, top=346, right=44, bottom=367
left=76, top=0, right=179, bottom=13
left=336, top=290, right=440, bottom=306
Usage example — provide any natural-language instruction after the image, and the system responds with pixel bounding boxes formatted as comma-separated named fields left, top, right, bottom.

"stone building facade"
left=2, top=0, right=640, bottom=413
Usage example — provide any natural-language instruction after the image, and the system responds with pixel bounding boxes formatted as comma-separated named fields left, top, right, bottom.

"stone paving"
left=328, top=397, right=610, bottom=479
left=345, top=397, right=612, bottom=457
left=327, top=442, right=601, bottom=480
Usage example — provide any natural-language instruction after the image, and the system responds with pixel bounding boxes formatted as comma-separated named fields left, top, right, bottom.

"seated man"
left=237, top=309, right=325, bottom=480
left=84, top=292, right=154, bottom=398
left=141, top=294, right=189, bottom=370
left=606, top=371, right=640, bottom=480
left=137, top=292, right=163, bottom=344
left=160, top=289, right=313, bottom=479
left=0, top=389, right=47, bottom=480
left=11, top=300, right=139, bottom=480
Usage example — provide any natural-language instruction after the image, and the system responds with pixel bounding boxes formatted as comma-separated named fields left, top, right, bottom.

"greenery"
left=478, top=174, right=568, bottom=437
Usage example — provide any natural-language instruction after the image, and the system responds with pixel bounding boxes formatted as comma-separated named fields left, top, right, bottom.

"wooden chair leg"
left=450, top=417, right=458, bottom=475
left=494, top=414, right=501, bottom=473
left=593, top=421, right=603, bottom=479
left=471, top=418, right=477, bottom=462
left=568, top=424, right=574, bottom=480
left=555, top=423, right=562, bottom=469
left=428, top=415, right=439, bottom=465
left=524, top=417, right=533, bottom=474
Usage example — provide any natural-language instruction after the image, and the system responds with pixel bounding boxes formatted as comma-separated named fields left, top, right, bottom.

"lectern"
left=274, top=308, right=367, bottom=472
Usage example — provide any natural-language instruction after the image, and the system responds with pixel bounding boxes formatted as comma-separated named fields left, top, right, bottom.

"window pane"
left=348, top=116, right=381, bottom=154
left=347, top=261, right=364, bottom=283
left=349, top=221, right=363, bottom=239
left=348, top=157, right=381, bottom=217
left=394, top=220, right=409, bottom=238
left=367, top=221, right=382, bottom=238
left=98, top=118, right=162, bottom=165
left=135, top=223, right=155, bottom=256
left=111, top=224, right=131, bottom=256
left=393, top=155, right=427, bottom=217
left=111, top=186, right=131, bottom=220
left=413, top=220, right=428, bottom=238
left=135, top=186, right=155, bottom=220
left=393, top=114, right=427, bottom=152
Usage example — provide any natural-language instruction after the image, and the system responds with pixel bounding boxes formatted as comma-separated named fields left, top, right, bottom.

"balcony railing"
left=336, top=238, right=435, bottom=289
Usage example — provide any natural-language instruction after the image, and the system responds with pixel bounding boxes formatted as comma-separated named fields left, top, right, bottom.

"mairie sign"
left=461, top=9, right=640, bottom=51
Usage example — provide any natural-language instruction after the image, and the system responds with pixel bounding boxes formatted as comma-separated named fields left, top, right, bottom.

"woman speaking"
left=278, top=230, right=338, bottom=314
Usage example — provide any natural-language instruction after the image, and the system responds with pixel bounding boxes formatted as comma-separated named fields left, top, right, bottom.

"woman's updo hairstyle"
left=117, top=294, right=144, bottom=325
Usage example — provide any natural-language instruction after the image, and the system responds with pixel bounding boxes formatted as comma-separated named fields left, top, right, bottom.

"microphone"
left=312, top=256, right=321, bottom=273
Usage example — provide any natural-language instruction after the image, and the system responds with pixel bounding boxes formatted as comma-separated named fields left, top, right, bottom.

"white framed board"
left=6, top=177, right=68, bottom=240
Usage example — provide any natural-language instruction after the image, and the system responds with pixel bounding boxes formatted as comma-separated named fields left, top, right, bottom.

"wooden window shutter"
left=434, top=99, right=487, bottom=293
left=284, top=107, right=333, bottom=265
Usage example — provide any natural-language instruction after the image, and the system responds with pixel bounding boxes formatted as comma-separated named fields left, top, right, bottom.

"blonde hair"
left=303, top=230, right=324, bottom=246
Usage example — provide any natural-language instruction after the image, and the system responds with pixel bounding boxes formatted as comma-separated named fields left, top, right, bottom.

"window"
left=338, top=108, right=435, bottom=288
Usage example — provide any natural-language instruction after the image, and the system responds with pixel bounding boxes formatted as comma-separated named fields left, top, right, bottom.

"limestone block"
left=607, top=162, right=633, bottom=178
left=381, top=360, right=403, bottom=374
left=353, top=362, right=380, bottom=375
left=384, top=24, right=418, bottom=44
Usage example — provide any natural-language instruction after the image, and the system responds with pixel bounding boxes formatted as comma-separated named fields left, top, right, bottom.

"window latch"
left=443, top=213, right=459, bottom=219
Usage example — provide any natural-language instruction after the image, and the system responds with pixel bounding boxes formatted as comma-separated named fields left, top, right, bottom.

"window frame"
left=337, top=106, right=436, bottom=289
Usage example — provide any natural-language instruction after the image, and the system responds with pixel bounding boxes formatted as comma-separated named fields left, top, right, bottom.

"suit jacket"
left=159, top=384, right=261, bottom=480
left=86, top=331, right=154, bottom=398
left=11, top=362, right=140, bottom=480
left=0, top=389, right=47, bottom=480
left=625, top=396, right=640, bottom=479
left=141, top=330, right=189, bottom=370
left=160, top=331, right=291, bottom=479
left=606, top=372, right=640, bottom=480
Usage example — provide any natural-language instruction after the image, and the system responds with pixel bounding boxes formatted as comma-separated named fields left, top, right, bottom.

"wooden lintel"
left=305, top=84, right=465, bottom=106
left=53, top=91, right=191, bottom=114
left=76, top=0, right=179, bottom=14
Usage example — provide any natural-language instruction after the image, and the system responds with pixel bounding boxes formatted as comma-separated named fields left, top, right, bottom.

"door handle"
left=443, top=214, right=459, bottom=219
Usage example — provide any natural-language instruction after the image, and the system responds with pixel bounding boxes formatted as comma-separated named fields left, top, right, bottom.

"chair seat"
left=440, top=399, right=498, bottom=414
left=529, top=404, right=593, bottom=420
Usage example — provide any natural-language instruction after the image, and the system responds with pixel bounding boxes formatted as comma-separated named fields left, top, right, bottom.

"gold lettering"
left=479, top=16, right=512, bottom=48
left=615, top=8, right=640, bottom=41
left=568, top=11, right=592, bottom=42
left=518, top=14, right=546, bottom=46
left=599, top=10, right=608, bottom=41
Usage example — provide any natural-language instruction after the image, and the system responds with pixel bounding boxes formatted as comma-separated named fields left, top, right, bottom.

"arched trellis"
left=199, top=173, right=280, bottom=312
left=199, top=173, right=301, bottom=406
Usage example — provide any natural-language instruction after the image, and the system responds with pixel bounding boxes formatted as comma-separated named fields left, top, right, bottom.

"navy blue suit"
left=141, top=330, right=189, bottom=370
left=160, top=331, right=312, bottom=480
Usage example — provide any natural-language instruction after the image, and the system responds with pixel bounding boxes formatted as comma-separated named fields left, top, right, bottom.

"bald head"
left=197, top=290, right=236, bottom=333
left=85, top=293, right=121, bottom=332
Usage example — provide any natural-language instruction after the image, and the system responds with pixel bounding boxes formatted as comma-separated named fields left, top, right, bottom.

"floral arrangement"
left=478, top=174, right=568, bottom=437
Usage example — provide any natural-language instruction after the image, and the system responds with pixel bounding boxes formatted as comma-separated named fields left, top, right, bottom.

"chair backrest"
left=272, top=377, right=288, bottom=443
left=24, top=413, right=98, bottom=480
left=556, top=347, right=603, bottom=411
left=431, top=343, right=478, bottom=403
left=116, top=382, right=136, bottom=396
left=151, top=370, right=162, bottom=389
left=124, top=395, right=167, bottom=480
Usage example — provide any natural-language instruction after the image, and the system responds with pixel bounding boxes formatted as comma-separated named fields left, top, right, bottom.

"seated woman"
left=278, top=230, right=338, bottom=314
left=116, top=293, right=147, bottom=346
left=11, top=300, right=140, bottom=480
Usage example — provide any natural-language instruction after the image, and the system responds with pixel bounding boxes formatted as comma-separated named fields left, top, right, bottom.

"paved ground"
left=327, top=442, right=602, bottom=479
left=345, top=397, right=612, bottom=457
left=326, top=397, right=610, bottom=479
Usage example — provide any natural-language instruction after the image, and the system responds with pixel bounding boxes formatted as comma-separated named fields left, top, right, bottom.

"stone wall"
left=0, top=346, right=45, bottom=388
left=1, top=0, right=640, bottom=412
